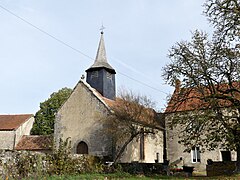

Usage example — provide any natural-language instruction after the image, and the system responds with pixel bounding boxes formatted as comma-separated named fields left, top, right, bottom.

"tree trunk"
left=113, top=133, right=139, bottom=165
left=236, top=145, right=240, bottom=173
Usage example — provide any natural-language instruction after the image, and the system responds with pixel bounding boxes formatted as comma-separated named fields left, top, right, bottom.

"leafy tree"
left=106, top=90, right=163, bottom=164
left=162, top=30, right=240, bottom=170
left=31, top=87, right=72, bottom=135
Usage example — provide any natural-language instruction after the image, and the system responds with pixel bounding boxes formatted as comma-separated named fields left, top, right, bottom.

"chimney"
left=175, top=79, right=181, bottom=93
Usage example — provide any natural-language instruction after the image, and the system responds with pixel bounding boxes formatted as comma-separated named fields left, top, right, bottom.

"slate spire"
left=86, top=32, right=116, bottom=73
left=86, top=31, right=116, bottom=100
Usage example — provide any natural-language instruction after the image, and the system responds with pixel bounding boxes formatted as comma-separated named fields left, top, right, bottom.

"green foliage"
left=1, top=139, right=112, bottom=179
left=31, top=87, right=72, bottom=135
left=46, top=138, right=100, bottom=175
left=46, top=138, right=75, bottom=175
left=2, top=151, right=46, bottom=179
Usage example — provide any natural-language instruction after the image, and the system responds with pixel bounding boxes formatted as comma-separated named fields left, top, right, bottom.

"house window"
left=140, top=128, right=145, bottom=160
left=76, top=141, right=88, bottom=154
left=191, top=146, right=200, bottom=163
left=221, top=151, right=231, bottom=161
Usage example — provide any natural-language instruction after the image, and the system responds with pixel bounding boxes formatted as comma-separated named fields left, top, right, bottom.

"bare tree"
left=204, top=0, right=240, bottom=41
left=163, top=30, right=240, bottom=171
left=106, top=90, right=163, bottom=164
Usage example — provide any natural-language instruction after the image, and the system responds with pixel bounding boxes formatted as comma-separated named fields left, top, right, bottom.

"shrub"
left=0, top=138, right=115, bottom=178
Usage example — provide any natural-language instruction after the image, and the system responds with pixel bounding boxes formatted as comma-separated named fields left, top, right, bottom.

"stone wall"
left=15, top=116, right=34, bottom=144
left=55, top=81, right=165, bottom=163
left=55, top=81, right=112, bottom=157
left=144, top=130, right=164, bottom=163
left=120, top=129, right=164, bottom=163
left=119, top=162, right=165, bottom=174
left=0, top=150, right=46, bottom=177
left=0, top=116, right=34, bottom=150
left=0, top=131, right=15, bottom=150
left=165, top=113, right=237, bottom=172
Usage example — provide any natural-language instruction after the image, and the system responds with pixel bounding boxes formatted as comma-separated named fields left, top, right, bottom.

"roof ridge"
left=79, top=80, right=114, bottom=111
left=0, top=114, right=33, bottom=116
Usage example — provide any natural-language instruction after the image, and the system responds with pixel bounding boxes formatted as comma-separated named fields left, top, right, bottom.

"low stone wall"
left=0, top=150, right=111, bottom=178
left=206, top=161, right=236, bottom=176
left=0, top=150, right=47, bottom=178
left=118, top=162, right=165, bottom=175
left=0, top=150, right=13, bottom=176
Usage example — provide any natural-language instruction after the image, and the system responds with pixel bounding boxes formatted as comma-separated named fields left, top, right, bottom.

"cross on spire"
left=100, top=24, right=105, bottom=34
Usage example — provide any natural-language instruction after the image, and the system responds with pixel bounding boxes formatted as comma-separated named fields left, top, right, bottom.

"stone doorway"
left=76, top=141, right=88, bottom=154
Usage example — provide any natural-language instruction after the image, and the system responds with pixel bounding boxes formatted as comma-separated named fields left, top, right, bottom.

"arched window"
left=76, top=141, right=88, bottom=154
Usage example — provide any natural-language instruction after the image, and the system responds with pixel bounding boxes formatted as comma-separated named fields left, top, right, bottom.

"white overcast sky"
left=0, top=0, right=213, bottom=114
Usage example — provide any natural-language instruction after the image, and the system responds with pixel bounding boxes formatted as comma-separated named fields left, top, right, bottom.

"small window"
left=191, top=146, right=200, bottom=163
left=221, top=151, right=231, bottom=161
left=91, top=71, right=98, bottom=79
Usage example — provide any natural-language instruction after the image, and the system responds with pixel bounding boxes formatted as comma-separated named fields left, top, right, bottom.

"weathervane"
left=100, top=23, right=105, bottom=34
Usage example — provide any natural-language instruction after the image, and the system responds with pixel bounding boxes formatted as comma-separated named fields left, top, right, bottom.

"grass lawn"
left=23, top=173, right=240, bottom=180
left=27, top=174, right=178, bottom=180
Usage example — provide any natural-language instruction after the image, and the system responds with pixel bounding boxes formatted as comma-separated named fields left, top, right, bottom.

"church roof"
left=15, top=135, right=52, bottom=150
left=0, top=114, right=33, bottom=131
left=79, top=80, right=163, bottom=130
left=86, top=32, right=116, bottom=73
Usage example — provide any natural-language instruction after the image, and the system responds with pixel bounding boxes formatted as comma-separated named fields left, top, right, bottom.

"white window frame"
left=191, top=146, right=200, bottom=163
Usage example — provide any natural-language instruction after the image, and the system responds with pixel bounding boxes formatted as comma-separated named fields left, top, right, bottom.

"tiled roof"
left=79, top=80, right=163, bottom=129
left=0, top=114, right=33, bottom=131
left=15, top=135, right=52, bottom=150
left=165, top=81, right=240, bottom=113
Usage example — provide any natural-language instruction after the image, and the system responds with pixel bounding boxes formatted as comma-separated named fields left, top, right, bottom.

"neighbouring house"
left=165, top=81, right=238, bottom=172
left=0, top=114, right=34, bottom=150
left=15, top=135, right=52, bottom=153
left=54, top=31, right=165, bottom=163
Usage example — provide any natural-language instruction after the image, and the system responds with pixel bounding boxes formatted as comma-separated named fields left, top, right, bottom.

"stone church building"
left=54, top=32, right=164, bottom=163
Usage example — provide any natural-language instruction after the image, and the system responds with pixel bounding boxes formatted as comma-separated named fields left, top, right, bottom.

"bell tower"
left=86, top=31, right=116, bottom=100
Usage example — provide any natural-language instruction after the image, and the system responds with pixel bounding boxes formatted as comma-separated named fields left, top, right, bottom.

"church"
left=54, top=31, right=164, bottom=163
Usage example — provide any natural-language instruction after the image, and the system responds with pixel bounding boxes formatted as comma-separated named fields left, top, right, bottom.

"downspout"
left=13, top=129, right=16, bottom=150
left=162, top=113, right=168, bottom=164
left=163, top=128, right=167, bottom=163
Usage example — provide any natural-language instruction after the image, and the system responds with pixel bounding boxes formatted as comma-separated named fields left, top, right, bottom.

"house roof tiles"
left=165, top=81, right=240, bottom=113
left=15, top=135, right=52, bottom=150
left=0, top=114, right=33, bottom=131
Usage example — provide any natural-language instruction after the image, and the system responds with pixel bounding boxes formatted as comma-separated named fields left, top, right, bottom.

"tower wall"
left=86, top=68, right=115, bottom=100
